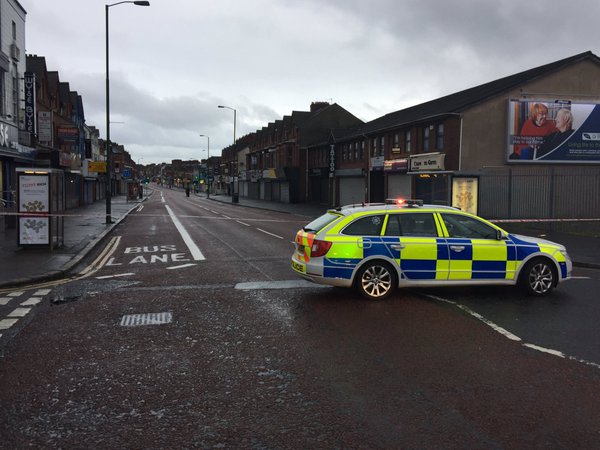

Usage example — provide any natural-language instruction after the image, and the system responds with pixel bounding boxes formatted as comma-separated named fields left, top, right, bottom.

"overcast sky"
left=23, top=0, right=600, bottom=165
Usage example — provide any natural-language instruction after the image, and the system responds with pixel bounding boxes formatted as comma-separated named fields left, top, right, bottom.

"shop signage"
left=384, top=159, right=408, bottom=172
left=409, top=153, right=445, bottom=172
left=88, top=161, right=106, bottom=173
left=24, top=72, right=36, bottom=134
left=57, top=126, right=79, bottom=143
left=38, top=111, right=52, bottom=144
left=329, top=144, right=335, bottom=174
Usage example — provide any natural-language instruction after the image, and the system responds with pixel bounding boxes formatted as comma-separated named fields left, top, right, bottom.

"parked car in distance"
left=291, top=199, right=572, bottom=300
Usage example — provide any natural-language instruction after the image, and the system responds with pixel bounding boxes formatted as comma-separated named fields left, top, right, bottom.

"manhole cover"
left=120, top=312, right=172, bottom=327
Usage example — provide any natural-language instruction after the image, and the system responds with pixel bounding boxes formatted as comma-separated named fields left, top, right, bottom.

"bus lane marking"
left=165, top=205, right=205, bottom=261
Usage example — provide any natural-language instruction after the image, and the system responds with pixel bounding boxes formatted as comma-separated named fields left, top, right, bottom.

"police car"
left=291, top=199, right=572, bottom=300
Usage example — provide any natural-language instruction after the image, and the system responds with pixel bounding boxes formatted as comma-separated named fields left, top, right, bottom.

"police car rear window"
left=303, top=212, right=342, bottom=233
left=342, top=215, right=385, bottom=236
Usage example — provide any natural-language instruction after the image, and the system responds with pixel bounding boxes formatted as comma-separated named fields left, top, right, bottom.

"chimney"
left=310, top=101, right=330, bottom=112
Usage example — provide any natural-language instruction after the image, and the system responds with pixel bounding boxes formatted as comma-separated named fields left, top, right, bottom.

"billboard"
left=507, top=100, right=600, bottom=163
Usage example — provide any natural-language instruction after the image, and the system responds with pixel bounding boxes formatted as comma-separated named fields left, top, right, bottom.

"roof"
left=344, top=51, right=600, bottom=139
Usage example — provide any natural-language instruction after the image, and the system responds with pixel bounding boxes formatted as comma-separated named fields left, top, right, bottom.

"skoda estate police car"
left=291, top=199, right=572, bottom=300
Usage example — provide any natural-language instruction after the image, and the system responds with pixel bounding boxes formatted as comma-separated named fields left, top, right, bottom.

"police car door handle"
left=450, top=245, right=465, bottom=252
left=390, top=244, right=405, bottom=250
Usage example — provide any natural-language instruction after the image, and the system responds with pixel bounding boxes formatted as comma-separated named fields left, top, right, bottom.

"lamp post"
left=218, top=105, right=238, bottom=202
left=105, top=0, right=150, bottom=224
left=199, top=134, right=210, bottom=198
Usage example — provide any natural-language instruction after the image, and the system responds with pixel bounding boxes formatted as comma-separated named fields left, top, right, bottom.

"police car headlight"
left=560, top=249, right=570, bottom=260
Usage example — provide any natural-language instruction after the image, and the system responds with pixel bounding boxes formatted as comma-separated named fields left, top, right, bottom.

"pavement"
left=0, top=188, right=598, bottom=289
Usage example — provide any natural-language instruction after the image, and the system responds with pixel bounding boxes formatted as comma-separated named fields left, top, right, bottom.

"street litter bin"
left=232, top=193, right=239, bottom=203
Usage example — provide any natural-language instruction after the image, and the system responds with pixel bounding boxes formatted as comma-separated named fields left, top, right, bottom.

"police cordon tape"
left=490, top=218, right=600, bottom=223
left=1, top=210, right=600, bottom=223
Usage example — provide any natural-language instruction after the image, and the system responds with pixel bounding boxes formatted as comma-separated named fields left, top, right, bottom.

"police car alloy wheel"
left=521, top=258, right=556, bottom=296
left=357, top=261, right=397, bottom=300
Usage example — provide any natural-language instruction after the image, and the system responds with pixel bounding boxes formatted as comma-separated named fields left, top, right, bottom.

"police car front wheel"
left=521, top=258, right=556, bottom=296
left=356, top=261, right=397, bottom=300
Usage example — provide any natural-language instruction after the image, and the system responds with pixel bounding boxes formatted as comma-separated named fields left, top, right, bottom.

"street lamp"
left=218, top=105, right=237, bottom=202
left=199, top=134, right=210, bottom=198
left=105, top=0, right=150, bottom=224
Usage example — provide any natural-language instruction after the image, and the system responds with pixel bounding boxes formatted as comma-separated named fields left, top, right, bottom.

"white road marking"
left=223, top=214, right=231, bottom=219
left=137, top=205, right=144, bottom=212
left=8, top=308, right=31, bottom=318
left=570, top=276, right=590, bottom=279
left=161, top=193, right=165, bottom=203
left=0, top=319, right=18, bottom=330
left=424, top=293, right=600, bottom=370
left=95, top=273, right=135, bottom=280
left=426, top=293, right=522, bottom=341
left=165, top=205, right=205, bottom=261
left=33, top=289, right=51, bottom=296
left=21, top=297, right=42, bottom=306
left=0, top=298, right=10, bottom=305
left=235, top=280, right=328, bottom=290
left=166, top=263, right=197, bottom=270
left=210, top=210, right=219, bottom=215
left=8, top=291, right=24, bottom=297
left=256, top=228, right=284, bottom=239
left=523, top=343, right=565, bottom=358
left=236, top=220, right=250, bottom=227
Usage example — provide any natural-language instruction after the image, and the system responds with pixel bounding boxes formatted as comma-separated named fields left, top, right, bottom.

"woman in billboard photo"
left=510, top=103, right=558, bottom=159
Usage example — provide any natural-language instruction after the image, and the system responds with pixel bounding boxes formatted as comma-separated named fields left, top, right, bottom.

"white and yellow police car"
left=291, top=199, right=572, bottom=300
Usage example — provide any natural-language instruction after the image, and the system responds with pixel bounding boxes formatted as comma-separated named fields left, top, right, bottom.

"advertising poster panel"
left=452, top=176, right=478, bottom=215
left=18, top=174, right=50, bottom=245
left=507, top=100, right=600, bottom=163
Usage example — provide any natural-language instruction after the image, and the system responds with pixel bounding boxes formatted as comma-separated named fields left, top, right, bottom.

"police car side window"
left=398, top=213, right=438, bottom=237
left=441, top=214, right=497, bottom=239
left=342, top=215, right=385, bottom=236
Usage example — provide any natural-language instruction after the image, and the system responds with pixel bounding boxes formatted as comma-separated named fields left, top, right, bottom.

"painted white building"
left=0, top=0, right=29, bottom=229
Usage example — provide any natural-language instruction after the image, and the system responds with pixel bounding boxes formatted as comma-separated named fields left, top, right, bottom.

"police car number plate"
left=291, top=260, right=306, bottom=273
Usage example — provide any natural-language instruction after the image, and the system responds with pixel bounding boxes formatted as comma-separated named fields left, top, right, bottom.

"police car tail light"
left=310, top=240, right=332, bottom=257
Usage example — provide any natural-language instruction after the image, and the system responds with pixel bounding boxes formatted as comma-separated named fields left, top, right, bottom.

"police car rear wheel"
left=521, top=258, right=556, bottom=296
left=357, top=261, right=397, bottom=300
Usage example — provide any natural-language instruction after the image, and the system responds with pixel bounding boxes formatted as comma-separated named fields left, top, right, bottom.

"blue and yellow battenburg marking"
left=315, top=233, right=566, bottom=281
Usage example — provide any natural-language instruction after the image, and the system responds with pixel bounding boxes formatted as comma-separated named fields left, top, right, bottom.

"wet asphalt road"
left=1, top=186, right=599, bottom=449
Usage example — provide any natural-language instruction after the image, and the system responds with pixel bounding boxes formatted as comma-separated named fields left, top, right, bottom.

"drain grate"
left=120, top=312, right=172, bottom=327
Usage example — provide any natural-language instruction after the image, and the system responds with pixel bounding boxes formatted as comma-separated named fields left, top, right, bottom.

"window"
left=12, top=21, right=17, bottom=40
left=355, top=141, right=359, bottom=160
left=394, top=133, right=400, bottom=147
left=372, top=138, right=377, bottom=157
left=0, top=70, right=5, bottom=117
left=423, top=127, right=430, bottom=151
left=441, top=214, right=498, bottom=239
left=385, top=213, right=438, bottom=237
left=405, top=130, right=411, bottom=153
left=361, top=140, right=365, bottom=159
left=436, top=124, right=444, bottom=149
left=343, top=215, right=385, bottom=236
left=380, top=136, right=385, bottom=156
left=11, top=64, right=18, bottom=122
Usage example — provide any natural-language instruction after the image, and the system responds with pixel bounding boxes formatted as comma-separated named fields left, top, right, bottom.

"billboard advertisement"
left=507, top=100, right=600, bottom=163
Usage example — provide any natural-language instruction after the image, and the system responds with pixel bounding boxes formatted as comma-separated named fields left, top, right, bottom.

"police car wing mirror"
left=496, top=229, right=508, bottom=240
